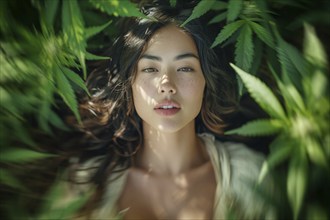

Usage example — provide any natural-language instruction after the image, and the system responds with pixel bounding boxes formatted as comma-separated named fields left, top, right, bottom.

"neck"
left=135, top=121, right=208, bottom=176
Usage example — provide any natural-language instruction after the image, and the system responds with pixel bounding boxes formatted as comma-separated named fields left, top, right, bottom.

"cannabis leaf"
left=225, top=119, right=282, bottom=136
left=249, top=21, right=275, bottom=48
left=235, top=24, right=254, bottom=71
left=182, top=0, right=216, bottom=26
left=227, top=0, right=243, bottom=22
left=0, top=149, right=54, bottom=163
left=230, top=63, right=286, bottom=119
left=211, top=20, right=245, bottom=48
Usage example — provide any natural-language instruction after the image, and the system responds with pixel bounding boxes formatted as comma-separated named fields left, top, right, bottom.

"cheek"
left=132, top=77, right=156, bottom=109
left=132, top=83, right=144, bottom=119
left=132, top=82, right=144, bottom=108
left=179, top=76, right=205, bottom=98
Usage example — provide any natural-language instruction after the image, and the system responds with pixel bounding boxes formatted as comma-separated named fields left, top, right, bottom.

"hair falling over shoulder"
left=65, top=1, right=239, bottom=215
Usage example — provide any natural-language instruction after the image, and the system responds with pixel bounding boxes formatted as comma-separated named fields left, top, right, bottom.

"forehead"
left=143, top=24, right=198, bottom=55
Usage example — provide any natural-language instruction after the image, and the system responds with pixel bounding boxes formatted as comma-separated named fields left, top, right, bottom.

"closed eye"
left=142, top=67, right=158, bottom=73
left=177, top=67, right=194, bottom=72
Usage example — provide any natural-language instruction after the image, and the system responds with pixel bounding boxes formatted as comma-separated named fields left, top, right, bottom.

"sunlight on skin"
left=152, top=168, right=213, bottom=219
left=123, top=159, right=215, bottom=218
left=119, top=160, right=216, bottom=219
left=119, top=24, right=215, bottom=219
left=177, top=205, right=208, bottom=219
left=135, top=84, right=157, bottom=106
left=144, top=129, right=163, bottom=173
left=174, top=174, right=189, bottom=188
left=132, top=23, right=205, bottom=135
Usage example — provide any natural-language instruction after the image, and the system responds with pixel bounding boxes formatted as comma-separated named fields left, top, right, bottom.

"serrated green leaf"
left=284, top=84, right=306, bottom=113
left=268, top=63, right=306, bottom=113
left=249, top=21, right=275, bottom=48
left=259, top=136, right=294, bottom=183
left=208, top=12, right=227, bottom=24
left=212, top=1, right=228, bottom=10
left=39, top=103, right=52, bottom=133
left=311, top=70, right=327, bottom=100
left=44, top=0, right=59, bottom=27
left=48, top=110, right=69, bottom=131
left=301, top=69, right=328, bottom=111
left=276, top=44, right=297, bottom=85
left=269, top=62, right=306, bottom=113
left=225, top=119, right=283, bottom=136
left=211, top=20, right=245, bottom=48
left=250, top=37, right=263, bottom=75
left=181, top=0, right=216, bottom=26
left=283, top=41, right=309, bottom=77
left=287, top=149, right=308, bottom=220
left=55, top=69, right=81, bottom=122
left=62, top=67, right=89, bottom=96
left=0, top=149, right=55, bottom=163
left=85, top=52, right=110, bottom=60
left=236, top=74, right=244, bottom=96
left=272, top=24, right=301, bottom=86
left=277, top=38, right=309, bottom=87
left=62, top=0, right=87, bottom=78
left=254, top=0, right=271, bottom=20
left=230, top=63, right=286, bottom=119
left=89, top=0, right=147, bottom=18
left=227, top=0, right=243, bottom=22
left=235, top=24, right=254, bottom=71
left=303, top=23, right=328, bottom=68
left=77, top=50, right=87, bottom=81
left=85, top=20, right=112, bottom=39
left=305, top=137, right=328, bottom=168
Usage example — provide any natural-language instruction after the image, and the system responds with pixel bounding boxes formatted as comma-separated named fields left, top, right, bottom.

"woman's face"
left=132, top=24, right=205, bottom=133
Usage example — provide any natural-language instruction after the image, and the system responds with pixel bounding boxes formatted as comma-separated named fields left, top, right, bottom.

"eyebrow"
left=140, top=53, right=199, bottom=61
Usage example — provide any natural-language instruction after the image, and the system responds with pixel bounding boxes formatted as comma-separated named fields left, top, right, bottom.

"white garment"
left=64, top=133, right=275, bottom=219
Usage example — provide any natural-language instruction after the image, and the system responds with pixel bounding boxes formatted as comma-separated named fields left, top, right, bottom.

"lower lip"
left=154, top=108, right=180, bottom=116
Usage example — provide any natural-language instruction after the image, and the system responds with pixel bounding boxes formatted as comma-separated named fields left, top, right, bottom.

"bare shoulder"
left=117, top=161, right=216, bottom=219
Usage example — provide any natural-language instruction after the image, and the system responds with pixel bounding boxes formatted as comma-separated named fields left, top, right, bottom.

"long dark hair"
left=69, top=2, right=238, bottom=215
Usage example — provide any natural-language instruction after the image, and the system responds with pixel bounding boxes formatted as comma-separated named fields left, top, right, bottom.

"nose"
left=158, top=75, right=176, bottom=94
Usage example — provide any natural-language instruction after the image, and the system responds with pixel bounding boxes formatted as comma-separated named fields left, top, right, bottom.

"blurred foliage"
left=0, top=0, right=329, bottom=219
left=0, top=0, right=146, bottom=219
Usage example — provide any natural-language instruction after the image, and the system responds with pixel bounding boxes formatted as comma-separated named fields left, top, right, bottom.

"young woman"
left=61, top=3, right=275, bottom=220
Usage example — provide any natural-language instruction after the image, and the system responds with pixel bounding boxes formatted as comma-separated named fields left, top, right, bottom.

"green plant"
left=183, top=0, right=329, bottom=219
left=227, top=23, right=329, bottom=217
left=1, top=0, right=329, bottom=219
left=0, top=0, right=146, bottom=219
